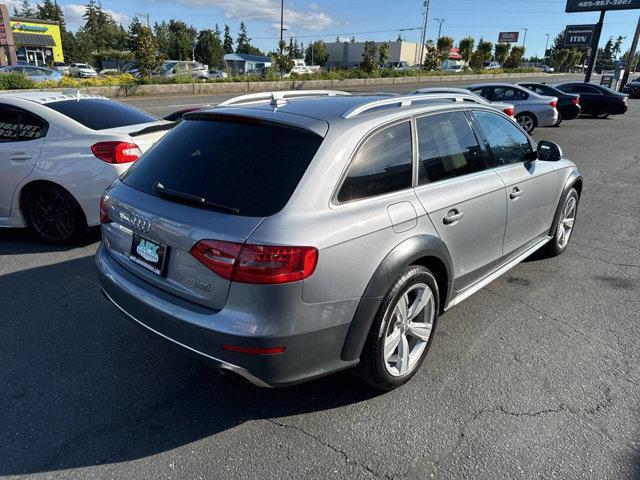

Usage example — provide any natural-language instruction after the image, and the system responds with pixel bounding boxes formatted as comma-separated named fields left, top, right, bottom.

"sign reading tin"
left=498, top=31, right=519, bottom=43
left=565, top=0, right=640, bottom=12
left=564, top=24, right=597, bottom=46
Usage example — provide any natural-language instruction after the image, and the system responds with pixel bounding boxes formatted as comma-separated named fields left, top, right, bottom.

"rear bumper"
left=558, top=104, right=581, bottom=120
left=96, top=245, right=358, bottom=387
left=532, top=107, right=558, bottom=127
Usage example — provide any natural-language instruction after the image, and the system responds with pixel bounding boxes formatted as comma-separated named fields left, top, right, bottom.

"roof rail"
left=217, top=90, right=351, bottom=108
left=341, top=92, right=477, bottom=119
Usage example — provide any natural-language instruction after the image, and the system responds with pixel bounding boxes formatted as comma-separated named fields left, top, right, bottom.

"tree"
left=470, top=39, right=492, bottom=70
left=235, top=21, right=252, bottom=54
left=165, top=20, right=197, bottom=60
left=76, top=0, right=128, bottom=55
left=223, top=25, right=234, bottom=54
left=458, top=37, right=474, bottom=64
left=504, top=45, right=525, bottom=69
left=36, top=0, right=64, bottom=23
left=134, top=24, right=163, bottom=79
left=494, top=43, right=510, bottom=65
left=612, top=35, right=625, bottom=59
left=304, top=40, right=328, bottom=66
left=436, top=35, right=454, bottom=64
left=14, top=0, right=35, bottom=17
left=128, top=16, right=145, bottom=52
left=550, top=48, right=571, bottom=71
left=360, top=40, right=378, bottom=72
left=379, top=42, right=390, bottom=66
left=274, top=40, right=294, bottom=73
left=195, top=28, right=224, bottom=69
left=422, top=40, right=440, bottom=71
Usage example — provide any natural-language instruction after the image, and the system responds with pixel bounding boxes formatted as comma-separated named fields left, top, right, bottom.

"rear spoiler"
left=129, top=122, right=176, bottom=137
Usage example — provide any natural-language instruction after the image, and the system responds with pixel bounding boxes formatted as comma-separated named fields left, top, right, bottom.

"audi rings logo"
left=121, top=212, right=151, bottom=232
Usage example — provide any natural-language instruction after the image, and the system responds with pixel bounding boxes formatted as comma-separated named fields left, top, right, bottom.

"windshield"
left=121, top=117, right=324, bottom=217
left=161, top=62, right=176, bottom=72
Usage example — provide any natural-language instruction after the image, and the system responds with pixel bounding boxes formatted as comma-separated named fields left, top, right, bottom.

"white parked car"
left=0, top=91, right=173, bottom=242
left=541, top=65, right=555, bottom=73
left=69, top=63, right=97, bottom=78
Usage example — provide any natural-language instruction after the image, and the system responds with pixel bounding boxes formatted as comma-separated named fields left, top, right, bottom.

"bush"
left=0, top=73, right=36, bottom=90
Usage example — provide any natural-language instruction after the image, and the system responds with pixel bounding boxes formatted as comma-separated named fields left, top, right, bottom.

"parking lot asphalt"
left=120, top=73, right=587, bottom=117
left=1, top=86, right=639, bottom=480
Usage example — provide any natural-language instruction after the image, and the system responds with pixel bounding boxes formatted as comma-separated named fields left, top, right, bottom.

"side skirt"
left=445, top=235, right=552, bottom=310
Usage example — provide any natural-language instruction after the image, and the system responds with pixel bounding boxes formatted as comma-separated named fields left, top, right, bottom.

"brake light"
left=100, top=194, right=110, bottom=224
left=572, top=96, right=580, bottom=105
left=91, top=141, right=142, bottom=164
left=190, top=240, right=318, bottom=284
left=503, top=107, right=514, bottom=117
left=549, top=100, right=558, bottom=109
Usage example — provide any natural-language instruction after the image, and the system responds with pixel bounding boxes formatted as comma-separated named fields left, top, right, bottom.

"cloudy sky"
left=11, top=0, right=640, bottom=57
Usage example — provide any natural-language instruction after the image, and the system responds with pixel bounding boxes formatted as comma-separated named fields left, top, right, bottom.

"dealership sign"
left=565, top=0, right=640, bottom=12
left=498, top=32, right=519, bottom=43
left=564, top=24, right=597, bottom=47
left=12, top=22, right=48, bottom=33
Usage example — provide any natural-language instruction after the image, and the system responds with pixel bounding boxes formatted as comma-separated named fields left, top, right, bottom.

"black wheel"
left=516, top=113, right=537, bottom=134
left=354, top=265, right=439, bottom=391
left=592, top=111, right=610, bottom=119
left=543, top=188, right=579, bottom=257
left=553, top=111, right=563, bottom=127
left=22, top=183, right=87, bottom=244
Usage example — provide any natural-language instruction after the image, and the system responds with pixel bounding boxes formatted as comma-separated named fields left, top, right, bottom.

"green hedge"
left=0, top=73, right=36, bottom=90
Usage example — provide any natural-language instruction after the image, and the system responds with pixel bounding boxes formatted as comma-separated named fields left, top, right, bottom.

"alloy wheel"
left=557, top=196, right=577, bottom=249
left=383, top=283, right=435, bottom=377
left=27, top=188, right=76, bottom=242
left=517, top=115, right=534, bottom=132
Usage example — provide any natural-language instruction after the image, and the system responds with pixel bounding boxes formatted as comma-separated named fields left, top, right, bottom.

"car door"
left=471, top=109, right=558, bottom=262
left=0, top=105, right=47, bottom=218
left=561, top=84, right=600, bottom=114
left=412, top=110, right=507, bottom=292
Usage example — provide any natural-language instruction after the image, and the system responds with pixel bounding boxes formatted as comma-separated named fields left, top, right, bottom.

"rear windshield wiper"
left=153, top=182, right=240, bottom=215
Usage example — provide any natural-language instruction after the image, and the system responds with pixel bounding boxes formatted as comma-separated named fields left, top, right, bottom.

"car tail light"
left=91, top=141, right=142, bottom=164
left=503, top=107, right=514, bottom=117
left=221, top=344, right=286, bottom=355
left=100, top=194, right=110, bottom=224
left=190, top=240, right=318, bottom=284
left=572, top=97, right=580, bottom=105
left=549, top=100, right=558, bottom=108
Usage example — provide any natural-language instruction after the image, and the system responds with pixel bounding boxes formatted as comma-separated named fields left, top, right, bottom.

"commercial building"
left=324, top=40, right=422, bottom=68
left=10, top=16, right=64, bottom=65
left=223, top=53, right=272, bottom=75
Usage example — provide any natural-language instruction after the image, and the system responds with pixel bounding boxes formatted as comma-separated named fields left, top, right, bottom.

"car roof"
left=466, top=82, right=529, bottom=89
left=0, top=91, right=108, bottom=104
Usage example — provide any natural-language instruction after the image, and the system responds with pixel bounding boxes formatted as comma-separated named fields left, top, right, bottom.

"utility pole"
left=585, top=10, right=606, bottom=83
left=279, top=0, right=285, bottom=51
left=435, top=18, right=444, bottom=41
left=544, top=33, right=550, bottom=61
left=418, top=0, right=430, bottom=67
left=619, top=14, right=640, bottom=90
left=522, top=28, right=528, bottom=50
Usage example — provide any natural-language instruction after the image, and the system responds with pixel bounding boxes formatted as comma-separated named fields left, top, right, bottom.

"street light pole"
left=620, top=14, right=640, bottom=89
left=435, top=18, right=444, bottom=41
left=544, top=33, right=550, bottom=58
left=280, top=0, right=285, bottom=50
left=418, top=0, right=430, bottom=67
left=522, top=28, right=528, bottom=50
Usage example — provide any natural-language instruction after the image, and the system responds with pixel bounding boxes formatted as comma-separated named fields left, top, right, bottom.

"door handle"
left=10, top=154, right=32, bottom=161
left=510, top=187, right=523, bottom=200
left=443, top=209, right=464, bottom=225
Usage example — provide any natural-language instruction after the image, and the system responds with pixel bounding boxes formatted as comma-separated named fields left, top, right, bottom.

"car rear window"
left=45, top=99, right=158, bottom=130
left=121, top=117, right=324, bottom=217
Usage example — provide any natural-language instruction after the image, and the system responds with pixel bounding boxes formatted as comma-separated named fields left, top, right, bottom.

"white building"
left=324, top=40, right=422, bottom=68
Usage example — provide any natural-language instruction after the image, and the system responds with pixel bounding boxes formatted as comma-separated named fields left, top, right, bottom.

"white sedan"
left=69, top=63, right=97, bottom=78
left=0, top=91, right=172, bottom=243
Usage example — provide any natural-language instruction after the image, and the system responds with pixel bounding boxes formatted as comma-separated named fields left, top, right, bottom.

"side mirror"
left=536, top=140, right=562, bottom=162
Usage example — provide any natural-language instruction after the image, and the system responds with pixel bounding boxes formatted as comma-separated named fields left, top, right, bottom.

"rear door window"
left=45, top=98, right=158, bottom=130
left=337, top=121, right=413, bottom=202
left=0, top=105, right=48, bottom=142
left=474, top=110, right=532, bottom=165
left=417, top=111, right=488, bottom=184
left=122, top=117, right=324, bottom=217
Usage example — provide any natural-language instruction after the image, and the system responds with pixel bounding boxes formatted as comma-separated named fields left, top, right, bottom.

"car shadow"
left=0, top=227, right=101, bottom=255
left=0, top=255, right=380, bottom=476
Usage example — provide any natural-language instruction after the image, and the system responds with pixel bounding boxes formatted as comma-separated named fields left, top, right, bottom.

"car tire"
left=553, top=111, right=563, bottom=127
left=516, top=113, right=537, bottom=133
left=22, top=183, right=87, bottom=244
left=592, top=111, right=610, bottom=119
left=543, top=188, right=579, bottom=257
left=354, top=265, right=439, bottom=391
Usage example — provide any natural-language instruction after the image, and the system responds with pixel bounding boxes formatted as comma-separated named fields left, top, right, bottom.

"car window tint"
left=0, top=106, right=48, bottom=142
left=474, top=111, right=532, bottom=165
left=573, top=84, right=600, bottom=94
left=338, top=121, right=412, bottom=202
left=122, top=118, right=323, bottom=217
left=493, top=87, right=528, bottom=101
left=416, top=111, right=487, bottom=184
left=45, top=98, right=157, bottom=130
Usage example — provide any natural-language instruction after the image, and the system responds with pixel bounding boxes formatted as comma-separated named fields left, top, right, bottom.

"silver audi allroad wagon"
left=97, top=90, right=582, bottom=390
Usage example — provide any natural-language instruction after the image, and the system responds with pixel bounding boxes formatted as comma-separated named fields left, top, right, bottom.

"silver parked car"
left=411, top=87, right=516, bottom=118
left=466, top=83, right=558, bottom=133
left=97, top=90, right=582, bottom=390
left=158, top=61, right=209, bottom=80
